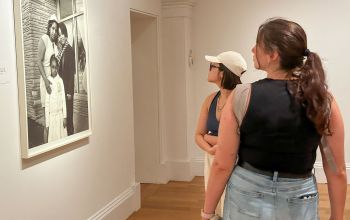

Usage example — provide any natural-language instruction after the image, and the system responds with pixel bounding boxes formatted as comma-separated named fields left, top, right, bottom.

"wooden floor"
left=127, top=176, right=349, bottom=220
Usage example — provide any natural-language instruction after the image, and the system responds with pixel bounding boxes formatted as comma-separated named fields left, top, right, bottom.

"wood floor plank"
left=127, top=176, right=349, bottom=220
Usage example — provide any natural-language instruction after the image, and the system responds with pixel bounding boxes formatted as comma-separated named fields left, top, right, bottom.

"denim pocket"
left=227, top=200, right=261, bottom=219
left=286, top=192, right=319, bottom=220
left=225, top=186, right=262, bottom=219
left=287, top=192, right=319, bottom=204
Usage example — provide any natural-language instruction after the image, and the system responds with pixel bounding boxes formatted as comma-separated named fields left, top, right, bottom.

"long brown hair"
left=219, top=63, right=241, bottom=90
left=257, top=18, right=332, bottom=135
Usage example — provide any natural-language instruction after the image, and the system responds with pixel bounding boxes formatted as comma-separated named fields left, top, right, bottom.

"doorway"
left=130, top=10, right=160, bottom=183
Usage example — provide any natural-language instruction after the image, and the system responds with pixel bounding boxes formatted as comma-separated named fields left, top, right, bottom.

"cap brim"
left=205, top=55, right=220, bottom=63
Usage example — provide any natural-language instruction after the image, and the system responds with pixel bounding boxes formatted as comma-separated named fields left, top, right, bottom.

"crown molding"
left=162, top=0, right=196, bottom=8
left=161, top=0, right=195, bottom=18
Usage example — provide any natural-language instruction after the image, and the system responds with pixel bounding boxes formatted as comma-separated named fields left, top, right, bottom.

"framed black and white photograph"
left=13, top=0, right=91, bottom=158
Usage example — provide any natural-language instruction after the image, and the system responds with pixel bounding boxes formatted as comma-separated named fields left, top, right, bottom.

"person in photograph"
left=195, top=51, right=247, bottom=217
left=79, top=48, right=87, bottom=93
left=37, top=14, right=59, bottom=142
left=57, top=22, right=76, bottom=136
left=202, top=18, right=346, bottom=220
left=45, top=55, right=67, bottom=142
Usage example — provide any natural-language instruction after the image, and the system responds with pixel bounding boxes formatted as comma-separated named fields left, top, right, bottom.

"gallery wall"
left=1, top=0, right=348, bottom=218
left=0, top=0, right=160, bottom=219
left=190, top=0, right=350, bottom=180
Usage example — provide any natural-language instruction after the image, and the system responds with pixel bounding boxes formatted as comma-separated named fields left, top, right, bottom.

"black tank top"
left=238, top=79, right=321, bottom=174
left=206, top=91, right=220, bottom=136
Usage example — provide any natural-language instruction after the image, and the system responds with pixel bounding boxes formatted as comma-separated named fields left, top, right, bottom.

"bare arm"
left=195, top=95, right=216, bottom=155
left=203, top=91, right=240, bottom=216
left=204, top=134, right=218, bottom=146
left=321, top=98, right=347, bottom=220
left=37, top=38, right=52, bottom=93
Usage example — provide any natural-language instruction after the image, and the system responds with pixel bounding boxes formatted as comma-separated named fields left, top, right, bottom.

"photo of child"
left=45, top=55, right=67, bottom=142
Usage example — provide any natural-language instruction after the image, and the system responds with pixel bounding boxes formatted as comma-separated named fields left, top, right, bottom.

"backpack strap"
left=232, top=84, right=251, bottom=134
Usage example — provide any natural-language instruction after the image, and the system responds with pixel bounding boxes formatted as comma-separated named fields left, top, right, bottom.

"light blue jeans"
left=223, top=166, right=319, bottom=220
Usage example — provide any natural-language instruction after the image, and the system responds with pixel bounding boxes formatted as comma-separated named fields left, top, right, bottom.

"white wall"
left=0, top=0, right=160, bottom=219
left=191, top=0, right=350, bottom=180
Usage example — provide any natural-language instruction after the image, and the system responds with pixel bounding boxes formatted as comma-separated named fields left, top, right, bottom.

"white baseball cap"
left=205, top=51, right=247, bottom=77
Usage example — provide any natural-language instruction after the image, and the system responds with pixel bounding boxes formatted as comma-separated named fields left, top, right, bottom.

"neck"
left=61, top=41, right=67, bottom=48
left=219, top=88, right=231, bottom=98
left=267, top=69, right=290, bottom=80
left=216, top=88, right=231, bottom=111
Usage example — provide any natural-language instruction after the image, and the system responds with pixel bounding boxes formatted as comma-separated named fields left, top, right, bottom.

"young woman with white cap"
left=195, top=51, right=247, bottom=218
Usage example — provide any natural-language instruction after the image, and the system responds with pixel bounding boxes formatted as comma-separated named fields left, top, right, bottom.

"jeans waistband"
left=238, top=161, right=312, bottom=179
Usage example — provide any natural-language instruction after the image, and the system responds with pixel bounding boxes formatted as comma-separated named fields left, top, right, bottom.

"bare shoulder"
left=328, top=92, right=339, bottom=111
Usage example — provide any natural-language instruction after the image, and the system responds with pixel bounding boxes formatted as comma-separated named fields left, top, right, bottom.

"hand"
left=67, top=94, right=72, bottom=100
left=329, top=215, right=341, bottom=220
left=207, top=145, right=218, bottom=155
left=201, top=209, right=219, bottom=220
left=202, top=216, right=221, bottom=220
left=211, top=215, right=222, bottom=220
left=63, top=118, right=67, bottom=128
left=45, top=79, right=52, bottom=94
left=204, top=134, right=210, bottom=142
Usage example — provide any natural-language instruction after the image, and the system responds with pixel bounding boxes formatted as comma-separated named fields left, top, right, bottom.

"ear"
left=269, top=50, right=279, bottom=62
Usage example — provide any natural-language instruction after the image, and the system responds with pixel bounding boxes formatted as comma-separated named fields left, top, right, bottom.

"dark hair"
left=46, top=20, right=58, bottom=42
left=219, top=63, right=241, bottom=90
left=59, top=22, right=68, bottom=38
left=257, top=18, right=332, bottom=135
left=50, top=54, right=58, bottom=66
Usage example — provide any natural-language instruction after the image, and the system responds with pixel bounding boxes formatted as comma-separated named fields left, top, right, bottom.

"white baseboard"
left=88, top=183, right=140, bottom=220
left=163, top=157, right=204, bottom=181
left=314, top=162, right=350, bottom=183
left=191, top=157, right=204, bottom=176
left=166, top=160, right=193, bottom=181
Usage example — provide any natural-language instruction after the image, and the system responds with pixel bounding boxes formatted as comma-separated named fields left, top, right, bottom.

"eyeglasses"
left=209, top=64, right=220, bottom=71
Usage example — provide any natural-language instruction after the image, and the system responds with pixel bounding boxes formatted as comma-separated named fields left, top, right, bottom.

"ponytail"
left=289, top=52, right=332, bottom=135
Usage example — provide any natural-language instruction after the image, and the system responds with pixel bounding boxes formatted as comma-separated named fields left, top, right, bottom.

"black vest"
left=238, top=78, right=321, bottom=174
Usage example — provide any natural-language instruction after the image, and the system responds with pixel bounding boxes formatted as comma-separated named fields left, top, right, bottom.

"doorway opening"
left=130, top=10, right=160, bottom=183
